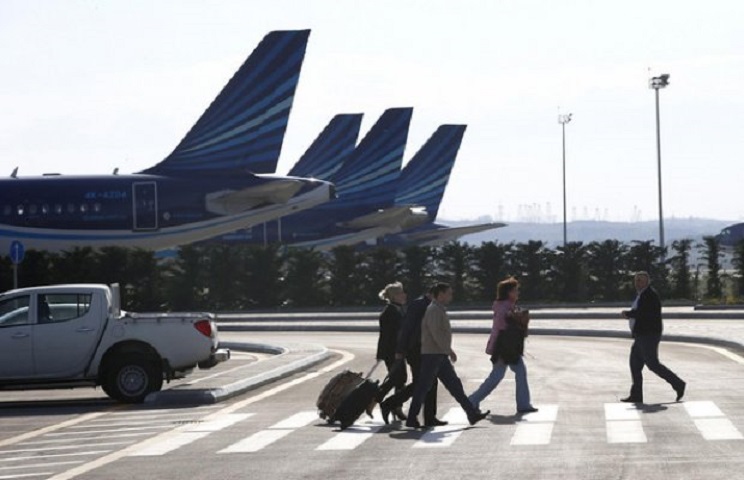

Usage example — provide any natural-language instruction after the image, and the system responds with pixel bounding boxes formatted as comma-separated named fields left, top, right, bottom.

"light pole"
left=649, top=73, right=670, bottom=258
left=558, top=113, right=572, bottom=247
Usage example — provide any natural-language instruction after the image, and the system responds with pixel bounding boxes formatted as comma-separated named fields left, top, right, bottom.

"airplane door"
left=0, top=294, right=33, bottom=379
left=133, top=181, right=158, bottom=230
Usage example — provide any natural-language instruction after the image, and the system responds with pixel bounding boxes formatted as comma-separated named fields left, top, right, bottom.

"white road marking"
left=43, top=425, right=170, bottom=436
left=604, top=403, right=647, bottom=443
left=0, top=442, right=131, bottom=455
left=511, top=405, right=558, bottom=446
left=316, top=415, right=386, bottom=451
left=129, top=414, right=252, bottom=456
left=0, top=411, right=117, bottom=449
left=0, top=473, right=54, bottom=479
left=221, top=411, right=322, bottom=453
left=413, top=408, right=469, bottom=449
left=684, top=401, right=744, bottom=441
left=18, top=432, right=154, bottom=445
left=684, top=401, right=724, bottom=418
left=0, top=462, right=82, bottom=471
left=0, top=451, right=111, bottom=462
left=46, top=350, right=354, bottom=479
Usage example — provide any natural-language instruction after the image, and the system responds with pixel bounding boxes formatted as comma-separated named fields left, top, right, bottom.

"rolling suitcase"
left=316, top=361, right=381, bottom=429
left=316, top=370, right=365, bottom=421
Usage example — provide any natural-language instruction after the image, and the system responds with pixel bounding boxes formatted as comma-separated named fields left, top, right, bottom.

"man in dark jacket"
left=377, top=288, right=446, bottom=427
left=621, top=271, right=686, bottom=403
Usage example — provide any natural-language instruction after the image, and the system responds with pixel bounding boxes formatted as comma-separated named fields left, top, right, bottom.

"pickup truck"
left=0, top=283, right=229, bottom=403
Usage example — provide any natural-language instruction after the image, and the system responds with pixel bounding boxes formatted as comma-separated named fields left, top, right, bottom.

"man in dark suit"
left=621, top=271, right=686, bottom=403
left=377, top=287, right=447, bottom=427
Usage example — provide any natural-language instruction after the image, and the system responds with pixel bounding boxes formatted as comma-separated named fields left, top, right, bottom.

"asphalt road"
left=1, top=332, right=743, bottom=480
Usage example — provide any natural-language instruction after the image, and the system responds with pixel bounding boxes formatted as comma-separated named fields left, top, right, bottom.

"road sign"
left=10, top=240, right=25, bottom=265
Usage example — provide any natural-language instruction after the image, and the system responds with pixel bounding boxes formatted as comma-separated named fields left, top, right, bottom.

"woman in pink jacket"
left=468, top=277, right=537, bottom=413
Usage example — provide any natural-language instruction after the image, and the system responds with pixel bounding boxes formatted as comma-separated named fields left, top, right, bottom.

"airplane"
left=224, top=107, right=413, bottom=248
left=0, top=30, right=336, bottom=253
left=717, top=223, right=744, bottom=250
left=376, top=124, right=506, bottom=247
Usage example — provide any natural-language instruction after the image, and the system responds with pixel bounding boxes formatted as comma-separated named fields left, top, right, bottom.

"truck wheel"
left=104, top=354, right=163, bottom=403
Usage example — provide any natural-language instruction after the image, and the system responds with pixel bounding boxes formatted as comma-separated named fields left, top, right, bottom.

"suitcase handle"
left=365, top=360, right=383, bottom=379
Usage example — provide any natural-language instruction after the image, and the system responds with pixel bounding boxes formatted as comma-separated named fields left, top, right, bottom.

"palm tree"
left=510, top=240, right=549, bottom=302
left=552, top=241, right=589, bottom=302
left=586, top=240, right=628, bottom=301
left=669, top=239, right=693, bottom=300
left=472, top=241, right=513, bottom=302
left=436, top=241, right=475, bottom=303
left=699, top=236, right=723, bottom=300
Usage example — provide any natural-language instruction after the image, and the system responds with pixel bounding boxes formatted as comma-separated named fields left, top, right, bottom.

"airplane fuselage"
left=0, top=173, right=331, bottom=252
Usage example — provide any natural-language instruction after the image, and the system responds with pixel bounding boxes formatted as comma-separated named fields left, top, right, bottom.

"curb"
left=215, top=323, right=744, bottom=359
left=145, top=341, right=332, bottom=405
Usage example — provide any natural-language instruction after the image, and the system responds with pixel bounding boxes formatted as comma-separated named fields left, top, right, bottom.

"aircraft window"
left=55, top=204, right=63, bottom=214
left=0, top=295, right=30, bottom=327
left=67, top=203, right=75, bottom=214
left=29, top=205, right=38, bottom=215
left=16, top=205, right=24, bottom=215
left=42, top=204, right=49, bottom=214
left=93, top=203, right=102, bottom=213
left=80, top=203, right=88, bottom=213
left=38, top=293, right=92, bottom=324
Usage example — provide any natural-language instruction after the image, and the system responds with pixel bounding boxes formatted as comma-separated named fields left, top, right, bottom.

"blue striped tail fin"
left=288, top=113, right=363, bottom=180
left=395, top=124, right=466, bottom=220
left=142, top=30, right=310, bottom=175
left=332, top=107, right=413, bottom=208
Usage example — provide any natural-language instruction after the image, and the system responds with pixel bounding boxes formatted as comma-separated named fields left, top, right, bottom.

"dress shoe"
left=405, top=419, right=424, bottom=429
left=620, top=396, right=643, bottom=403
left=424, top=418, right=448, bottom=427
left=517, top=406, right=539, bottom=414
left=467, top=409, right=490, bottom=426
left=675, top=382, right=686, bottom=402
left=380, top=402, right=391, bottom=425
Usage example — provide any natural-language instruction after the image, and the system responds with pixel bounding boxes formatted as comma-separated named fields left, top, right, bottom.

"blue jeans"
left=406, top=354, right=477, bottom=423
left=468, top=357, right=532, bottom=411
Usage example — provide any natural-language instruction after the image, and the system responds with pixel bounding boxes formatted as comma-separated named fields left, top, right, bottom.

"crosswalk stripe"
left=684, top=401, right=744, bottom=441
left=604, top=403, right=647, bottom=444
left=316, top=417, right=386, bottom=451
left=511, top=405, right=558, bottom=446
left=220, top=411, right=318, bottom=454
left=130, top=413, right=252, bottom=456
left=413, top=408, right=468, bottom=449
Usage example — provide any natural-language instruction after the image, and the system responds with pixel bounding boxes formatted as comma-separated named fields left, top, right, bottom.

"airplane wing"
left=338, top=205, right=424, bottom=230
left=404, top=222, right=507, bottom=246
left=205, top=180, right=303, bottom=215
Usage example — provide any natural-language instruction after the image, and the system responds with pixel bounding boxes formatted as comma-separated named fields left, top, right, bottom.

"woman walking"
left=468, top=277, right=537, bottom=414
left=375, top=282, right=408, bottom=421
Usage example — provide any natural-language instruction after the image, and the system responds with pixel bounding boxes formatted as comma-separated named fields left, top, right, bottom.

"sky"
left=1, top=0, right=743, bottom=224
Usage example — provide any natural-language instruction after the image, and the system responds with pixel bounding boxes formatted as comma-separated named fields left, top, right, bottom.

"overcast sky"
left=1, top=0, right=742, bottom=223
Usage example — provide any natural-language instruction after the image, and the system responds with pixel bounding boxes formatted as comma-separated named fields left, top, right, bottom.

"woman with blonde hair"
left=468, top=276, right=537, bottom=413
left=375, top=281, right=408, bottom=421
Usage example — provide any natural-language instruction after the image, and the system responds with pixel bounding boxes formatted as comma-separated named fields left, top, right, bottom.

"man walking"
left=621, top=271, right=686, bottom=403
left=405, top=283, right=489, bottom=428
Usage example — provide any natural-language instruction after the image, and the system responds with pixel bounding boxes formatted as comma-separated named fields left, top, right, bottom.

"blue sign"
left=10, top=240, right=25, bottom=265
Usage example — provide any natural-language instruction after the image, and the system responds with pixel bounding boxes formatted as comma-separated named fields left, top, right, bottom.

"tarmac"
left=147, top=306, right=744, bottom=406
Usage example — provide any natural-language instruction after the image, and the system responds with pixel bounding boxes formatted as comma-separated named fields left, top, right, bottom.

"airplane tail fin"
left=395, top=124, right=466, bottom=221
left=331, top=107, right=413, bottom=207
left=288, top=113, right=363, bottom=180
left=142, top=29, right=310, bottom=175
